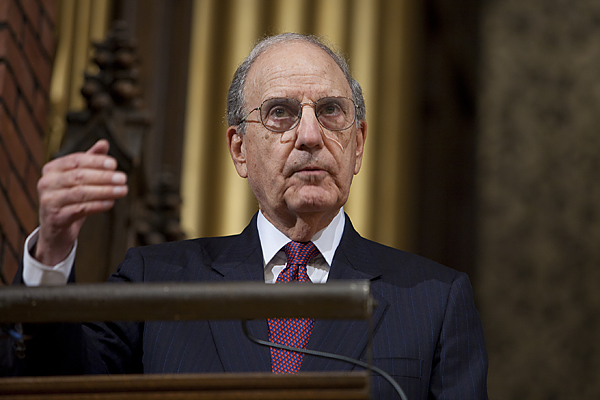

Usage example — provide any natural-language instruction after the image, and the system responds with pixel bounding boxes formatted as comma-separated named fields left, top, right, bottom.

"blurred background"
left=1, top=0, right=599, bottom=398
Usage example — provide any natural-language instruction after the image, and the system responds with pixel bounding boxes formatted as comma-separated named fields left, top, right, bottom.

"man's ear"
left=227, top=126, right=248, bottom=178
left=354, top=120, right=367, bottom=175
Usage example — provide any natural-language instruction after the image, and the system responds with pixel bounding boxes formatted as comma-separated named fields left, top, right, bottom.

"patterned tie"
left=268, top=241, right=320, bottom=374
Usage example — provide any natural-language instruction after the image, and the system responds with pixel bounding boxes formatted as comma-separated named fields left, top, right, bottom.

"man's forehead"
left=245, top=41, right=350, bottom=100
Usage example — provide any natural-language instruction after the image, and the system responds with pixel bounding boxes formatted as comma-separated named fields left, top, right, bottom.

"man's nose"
left=295, top=105, right=324, bottom=149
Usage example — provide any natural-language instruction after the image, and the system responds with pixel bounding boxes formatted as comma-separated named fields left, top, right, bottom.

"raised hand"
left=35, top=140, right=128, bottom=266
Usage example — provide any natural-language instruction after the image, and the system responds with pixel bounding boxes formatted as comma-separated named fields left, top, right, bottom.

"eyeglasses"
left=239, top=97, right=359, bottom=133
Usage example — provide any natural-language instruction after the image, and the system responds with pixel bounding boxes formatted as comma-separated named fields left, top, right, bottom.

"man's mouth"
left=295, top=164, right=324, bottom=173
left=286, top=156, right=329, bottom=177
left=291, top=165, right=328, bottom=180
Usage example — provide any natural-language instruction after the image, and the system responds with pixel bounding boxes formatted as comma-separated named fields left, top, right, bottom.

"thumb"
left=86, top=139, right=110, bottom=155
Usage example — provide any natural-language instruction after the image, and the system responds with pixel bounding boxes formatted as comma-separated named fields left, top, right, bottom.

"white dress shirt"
left=23, top=227, right=77, bottom=286
left=257, top=208, right=345, bottom=284
left=22, top=208, right=346, bottom=286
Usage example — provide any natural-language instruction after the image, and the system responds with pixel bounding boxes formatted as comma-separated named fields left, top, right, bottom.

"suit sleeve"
left=1, top=248, right=146, bottom=376
left=428, top=273, right=489, bottom=399
left=82, top=247, right=146, bottom=373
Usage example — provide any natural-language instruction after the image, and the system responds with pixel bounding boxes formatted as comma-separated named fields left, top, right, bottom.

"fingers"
left=39, top=141, right=128, bottom=228
left=38, top=156, right=128, bottom=219
left=38, top=167, right=127, bottom=192
left=40, top=183, right=128, bottom=215
left=42, top=149, right=117, bottom=175
left=86, top=139, right=110, bottom=155
left=38, top=140, right=127, bottom=205
left=34, top=140, right=129, bottom=266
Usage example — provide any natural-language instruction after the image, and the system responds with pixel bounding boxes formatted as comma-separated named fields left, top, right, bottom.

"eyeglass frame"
left=237, top=96, right=361, bottom=133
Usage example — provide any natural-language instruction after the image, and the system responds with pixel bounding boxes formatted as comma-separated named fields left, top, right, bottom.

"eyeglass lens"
left=260, top=97, right=356, bottom=132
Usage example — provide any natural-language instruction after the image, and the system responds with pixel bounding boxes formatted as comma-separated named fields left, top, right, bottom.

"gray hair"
left=226, top=33, right=365, bottom=134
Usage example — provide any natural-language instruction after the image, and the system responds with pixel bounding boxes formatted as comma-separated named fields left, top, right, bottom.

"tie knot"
left=283, top=241, right=319, bottom=266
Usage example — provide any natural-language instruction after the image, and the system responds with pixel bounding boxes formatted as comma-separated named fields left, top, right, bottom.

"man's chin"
left=285, top=193, right=342, bottom=215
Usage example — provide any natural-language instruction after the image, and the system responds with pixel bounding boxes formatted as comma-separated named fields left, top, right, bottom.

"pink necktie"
left=268, top=241, right=319, bottom=374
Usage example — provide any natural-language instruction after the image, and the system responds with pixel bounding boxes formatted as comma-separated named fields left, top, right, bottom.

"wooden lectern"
left=0, top=281, right=373, bottom=399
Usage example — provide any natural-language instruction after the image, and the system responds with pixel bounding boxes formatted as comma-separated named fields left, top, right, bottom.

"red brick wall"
left=0, top=0, right=56, bottom=284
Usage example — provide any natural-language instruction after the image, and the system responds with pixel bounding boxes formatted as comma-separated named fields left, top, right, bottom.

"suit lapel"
left=207, top=214, right=388, bottom=373
left=207, top=215, right=272, bottom=372
left=302, top=216, right=389, bottom=371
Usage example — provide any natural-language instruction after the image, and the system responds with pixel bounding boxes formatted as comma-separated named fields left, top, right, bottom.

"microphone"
left=241, top=320, right=408, bottom=400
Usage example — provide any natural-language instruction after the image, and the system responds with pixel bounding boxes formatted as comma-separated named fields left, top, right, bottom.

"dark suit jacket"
left=8, top=214, right=488, bottom=399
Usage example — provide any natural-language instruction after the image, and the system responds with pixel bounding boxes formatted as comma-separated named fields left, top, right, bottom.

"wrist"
left=34, top=237, right=75, bottom=267
left=23, top=228, right=76, bottom=286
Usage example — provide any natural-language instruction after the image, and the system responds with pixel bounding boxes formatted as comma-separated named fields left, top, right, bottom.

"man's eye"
left=270, top=107, right=292, bottom=118
left=319, top=103, right=341, bottom=115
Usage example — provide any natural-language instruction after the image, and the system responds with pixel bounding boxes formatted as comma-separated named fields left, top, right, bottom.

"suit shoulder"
left=342, top=215, right=462, bottom=284
left=132, top=235, right=241, bottom=263
left=353, top=236, right=463, bottom=284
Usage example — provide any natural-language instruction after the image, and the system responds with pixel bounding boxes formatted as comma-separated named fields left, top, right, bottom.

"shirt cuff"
left=22, top=227, right=78, bottom=286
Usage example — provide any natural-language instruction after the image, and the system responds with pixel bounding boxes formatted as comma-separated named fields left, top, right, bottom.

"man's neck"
left=261, top=208, right=341, bottom=242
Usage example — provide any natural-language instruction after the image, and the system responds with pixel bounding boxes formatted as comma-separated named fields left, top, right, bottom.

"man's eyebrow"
left=262, top=93, right=347, bottom=102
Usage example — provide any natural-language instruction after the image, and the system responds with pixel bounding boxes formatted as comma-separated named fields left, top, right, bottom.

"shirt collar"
left=257, top=208, right=345, bottom=267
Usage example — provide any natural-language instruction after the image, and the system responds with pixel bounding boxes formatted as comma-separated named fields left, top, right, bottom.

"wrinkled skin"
left=227, top=41, right=367, bottom=241
left=35, top=140, right=128, bottom=265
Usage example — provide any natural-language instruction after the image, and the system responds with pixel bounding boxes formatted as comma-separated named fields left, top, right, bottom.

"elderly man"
left=11, top=33, right=488, bottom=399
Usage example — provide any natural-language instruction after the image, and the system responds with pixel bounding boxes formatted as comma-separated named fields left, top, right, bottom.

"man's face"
left=227, top=41, right=366, bottom=228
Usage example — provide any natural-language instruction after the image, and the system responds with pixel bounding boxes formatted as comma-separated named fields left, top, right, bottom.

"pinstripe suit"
left=10, top=213, right=488, bottom=399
